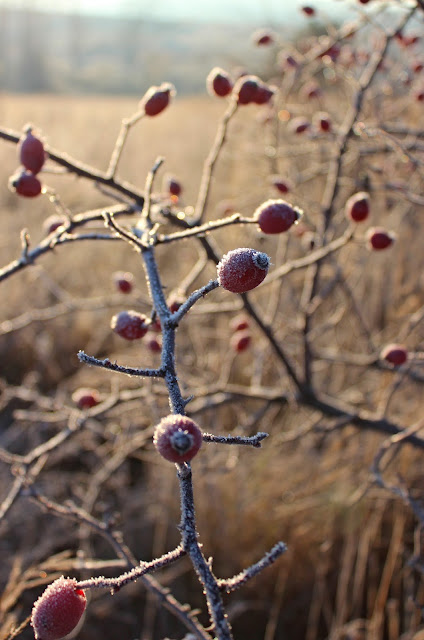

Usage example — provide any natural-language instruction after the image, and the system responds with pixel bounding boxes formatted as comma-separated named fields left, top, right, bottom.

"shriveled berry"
left=9, top=170, right=42, bottom=197
left=230, top=330, right=251, bottom=352
left=139, top=82, right=175, bottom=116
left=113, top=271, right=134, bottom=294
left=31, top=576, right=86, bottom=640
left=345, top=192, right=370, bottom=222
left=230, top=314, right=250, bottom=332
left=255, top=199, right=302, bottom=234
left=111, top=310, right=149, bottom=340
left=380, top=344, right=408, bottom=366
left=217, top=248, right=270, bottom=293
left=206, top=67, right=233, bottom=97
left=72, top=388, right=100, bottom=409
left=19, top=126, right=46, bottom=174
left=153, top=414, right=202, bottom=463
left=366, top=227, right=395, bottom=250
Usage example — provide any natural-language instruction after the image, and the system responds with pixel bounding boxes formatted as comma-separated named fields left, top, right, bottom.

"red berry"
left=233, top=75, right=260, bottom=105
left=345, top=192, right=370, bottom=222
left=358, top=0, right=371, bottom=3
left=366, top=227, right=395, bottom=250
left=230, top=314, right=250, bottom=332
left=230, top=330, right=251, bottom=352
left=113, top=271, right=134, bottom=294
left=168, top=296, right=183, bottom=313
left=8, top=170, right=42, bottom=197
left=139, top=82, right=175, bottom=116
left=287, top=117, right=310, bottom=134
left=111, top=310, right=149, bottom=340
left=253, top=83, right=275, bottom=105
left=278, top=51, right=300, bottom=70
left=147, top=336, right=162, bottom=353
left=255, top=199, right=302, bottom=234
left=43, top=215, right=66, bottom=234
left=270, top=176, right=291, bottom=194
left=302, top=6, right=315, bottom=16
left=163, top=174, right=182, bottom=197
left=380, top=344, right=408, bottom=366
left=153, top=414, right=202, bottom=463
left=252, top=29, right=274, bottom=46
left=72, top=387, right=100, bottom=409
left=313, top=111, right=332, bottom=132
left=412, top=61, right=424, bottom=73
left=31, top=576, right=86, bottom=640
left=414, top=89, right=424, bottom=102
left=19, top=126, right=46, bottom=175
left=217, top=248, right=270, bottom=293
left=206, top=67, right=233, bottom=97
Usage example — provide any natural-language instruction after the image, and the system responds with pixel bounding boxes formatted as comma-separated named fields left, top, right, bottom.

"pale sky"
left=0, top=0, right=354, bottom=23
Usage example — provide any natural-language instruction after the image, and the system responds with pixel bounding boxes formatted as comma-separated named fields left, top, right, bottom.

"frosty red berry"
left=111, top=310, right=149, bottom=340
left=31, top=576, right=86, bottom=640
left=72, top=387, right=100, bottom=409
left=380, top=344, right=408, bottom=366
left=113, top=271, right=134, bottom=294
left=345, top=192, right=370, bottom=222
left=18, top=126, right=46, bottom=175
left=139, top=83, right=175, bottom=117
left=153, top=414, right=203, bottom=463
left=206, top=67, right=233, bottom=98
left=366, top=227, right=395, bottom=250
left=255, top=199, right=302, bottom=234
left=8, top=170, right=42, bottom=197
left=217, top=248, right=270, bottom=293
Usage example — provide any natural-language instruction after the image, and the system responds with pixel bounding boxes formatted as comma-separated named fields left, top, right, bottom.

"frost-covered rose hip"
left=113, top=271, right=134, bottom=293
left=206, top=67, right=233, bottom=97
left=230, top=330, right=251, bottom=352
left=366, top=227, right=395, bottom=250
left=270, top=176, right=291, bottom=194
left=139, top=82, right=175, bottom=116
left=230, top=314, right=250, bottom=332
left=111, top=310, right=149, bottom=340
left=72, top=387, right=100, bottom=409
left=345, top=191, right=370, bottom=222
left=252, top=28, right=275, bottom=46
left=153, top=415, right=203, bottom=463
left=232, top=75, right=260, bottom=105
left=380, top=344, right=408, bottom=366
left=8, top=170, right=42, bottom=197
left=31, top=576, right=86, bottom=640
left=164, top=174, right=182, bottom=197
left=19, top=126, right=46, bottom=175
left=217, top=248, right=270, bottom=293
left=255, top=199, right=302, bottom=234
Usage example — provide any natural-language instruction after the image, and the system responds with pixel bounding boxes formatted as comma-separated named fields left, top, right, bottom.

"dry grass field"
left=0, top=21, right=424, bottom=640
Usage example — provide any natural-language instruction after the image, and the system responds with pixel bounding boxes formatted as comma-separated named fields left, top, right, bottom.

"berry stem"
left=178, top=464, right=234, bottom=640
left=194, top=98, right=238, bottom=224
